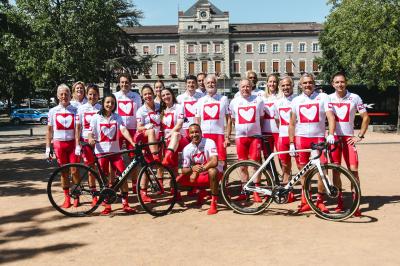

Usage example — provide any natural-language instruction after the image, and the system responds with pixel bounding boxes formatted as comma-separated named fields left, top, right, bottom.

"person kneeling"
left=177, top=124, right=222, bottom=215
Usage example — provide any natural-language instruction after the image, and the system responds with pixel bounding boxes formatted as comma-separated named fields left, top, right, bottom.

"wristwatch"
left=357, top=134, right=364, bottom=139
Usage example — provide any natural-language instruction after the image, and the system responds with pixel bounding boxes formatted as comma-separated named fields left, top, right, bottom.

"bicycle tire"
left=304, top=163, right=361, bottom=221
left=47, top=163, right=104, bottom=217
left=221, top=160, right=275, bottom=215
left=136, top=161, right=177, bottom=216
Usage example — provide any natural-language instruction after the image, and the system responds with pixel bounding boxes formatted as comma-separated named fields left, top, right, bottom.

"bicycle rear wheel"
left=304, top=163, right=361, bottom=221
left=47, top=163, right=104, bottom=217
left=137, top=161, right=177, bottom=216
left=221, top=160, right=275, bottom=215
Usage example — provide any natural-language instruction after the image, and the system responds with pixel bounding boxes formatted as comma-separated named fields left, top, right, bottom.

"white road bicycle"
left=221, top=140, right=361, bottom=221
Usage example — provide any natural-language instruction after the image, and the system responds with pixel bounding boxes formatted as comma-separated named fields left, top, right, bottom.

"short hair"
left=279, top=75, right=294, bottom=87
left=118, top=73, right=132, bottom=83
left=239, top=78, right=251, bottom=87
left=246, top=71, right=257, bottom=79
left=188, top=123, right=201, bottom=130
left=197, top=72, right=206, bottom=79
left=331, top=71, right=347, bottom=82
left=86, top=83, right=100, bottom=95
left=57, top=84, right=71, bottom=96
left=299, top=72, right=315, bottom=85
left=185, top=75, right=197, bottom=83
left=205, top=74, right=217, bottom=83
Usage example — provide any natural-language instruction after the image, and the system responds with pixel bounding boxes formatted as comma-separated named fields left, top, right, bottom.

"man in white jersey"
left=177, top=75, right=204, bottom=137
left=113, top=73, right=142, bottom=155
left=329, top=72, right=370, bottom=217
left=45, top=84, right=78, bottom=208
left=229, top=79, right=264, bottom=202
left=196, top=72, right=206, bottom=94
left=234, top=71, right=265, bottom=98
left=178, top=124, right=222, bottom=215
left=195, top=74, right=231, bottom=169
left=289, top=73, right=336, bottom=213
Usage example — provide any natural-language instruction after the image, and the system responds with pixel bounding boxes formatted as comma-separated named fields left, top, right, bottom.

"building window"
left=246, top=43, right=253, bottom=53
left=312, top=42, right=319, bottom=52
left=201, top=43, right=208, bottom=53
left=233, top=61, right=240, bottom=73
left=188, top=61, right=195, bottom=75
left=285, top=43, right=293, bottom=53
left=272, top=61, right=280, bottom=73
left=215, top=25, right=220, bottom=29
left=169, top=62, right=177, bottom=76
left=313, top=61, right=320, bottom=72
left=155, top=45, right=163, bottom=55
left=214, top=43, right=221, bottom=53
left=169, top=45, right=176, bottom=55
left=187, top=25, right=193, bottom=30
left=233, top=44, right=240, bottom=53
left=299, top=60, right=306, bottom=73
left=285, top=60, right=293, bottom=74
left=299, top=42, right=306, bottom=53
left=259, top=43, right=266, bottom=53
left=201, top=25, right=207, bottom=30
left=202, top=61, right=208, bottom=73
left=214, top=61, right=221, bottom=75
left=188, top=44, right=195, bottom=54
left=143, top=46, right=149, bottom=55
left=259, top=61, right=266, bottom=73
left=156, top=62, right=163, bottom=75
left=272, top=43, right=279, bottom=53
left=246, top=61, right=253, bottom=71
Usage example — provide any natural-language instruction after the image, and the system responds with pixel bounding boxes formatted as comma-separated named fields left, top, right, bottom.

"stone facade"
left=124, top=0, right=322, bottom=96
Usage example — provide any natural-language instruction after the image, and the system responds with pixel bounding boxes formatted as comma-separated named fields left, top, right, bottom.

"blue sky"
left=134, top=0, right=332, bottom=25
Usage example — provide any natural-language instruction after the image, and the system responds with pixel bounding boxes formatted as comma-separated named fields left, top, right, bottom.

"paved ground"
left=1, top=128, right=400, bottom=265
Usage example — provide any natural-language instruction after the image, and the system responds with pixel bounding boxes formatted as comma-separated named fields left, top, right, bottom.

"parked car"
left=10, top=108, right=48, bottom=125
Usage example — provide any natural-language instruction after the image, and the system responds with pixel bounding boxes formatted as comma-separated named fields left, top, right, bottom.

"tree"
left=317, top=0, right=400, bottom=131
left=8, top=0, right=152, bottom=97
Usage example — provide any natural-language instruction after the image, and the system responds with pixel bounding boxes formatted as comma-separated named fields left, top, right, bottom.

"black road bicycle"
left=47, top=139, right=177, bottom=217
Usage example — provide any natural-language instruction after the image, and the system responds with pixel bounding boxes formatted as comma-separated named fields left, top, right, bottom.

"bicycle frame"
left=243, top=148, right=333, bottom=196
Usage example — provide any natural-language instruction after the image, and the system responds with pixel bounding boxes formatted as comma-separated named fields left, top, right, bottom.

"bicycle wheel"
left=137, top=161, right=177, bottom=216
left=221, top=160, right=275, bottom=215
left=304, top=163, right=361, bottom=221
left=47, top=163, right=104, bottom=217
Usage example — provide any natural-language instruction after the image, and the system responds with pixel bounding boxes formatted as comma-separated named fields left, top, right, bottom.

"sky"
left=133, top=0, right=332, bottom=25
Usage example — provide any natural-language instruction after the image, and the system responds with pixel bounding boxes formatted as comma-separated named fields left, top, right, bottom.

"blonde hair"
left=265, top=73, right=281, bottom=98
left=71, top=81, right=86, bottom=100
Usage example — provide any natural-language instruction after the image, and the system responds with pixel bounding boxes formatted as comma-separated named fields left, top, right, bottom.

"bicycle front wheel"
left=221, top=160, right=275, bottom=215
left=47, top=163, right=104, bottom=217
left=304, top=163, right=361, bottom=221
left=137, top=162, right=177, bottom=216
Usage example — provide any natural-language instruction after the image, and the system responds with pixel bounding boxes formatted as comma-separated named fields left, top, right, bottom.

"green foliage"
left=6, top=0, right=152, bottom=97
left=317, top=0, right=400, bottom=90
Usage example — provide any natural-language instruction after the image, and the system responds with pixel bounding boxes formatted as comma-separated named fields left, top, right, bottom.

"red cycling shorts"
left=53, top=140, right=78, bottom=166
left=80, top=138, right=95, bottom=165
left=294, top=136, right=327, bottom=165
left=118, top=128, right=136, bottom=157
left=165, top=136, right=190, bottom=168
left=177, top=171, right=223, bottom=187
left=277, top=136, right=291, bottom=164
left=329, top=136, right=359, bottom=168
left=98, top=153, right=125, bottom=176
left=235, top=137, right=262, bottom=161
left=203, top=133, right=226, bottom=161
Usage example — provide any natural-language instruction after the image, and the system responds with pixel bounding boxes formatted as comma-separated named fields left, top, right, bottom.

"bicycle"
left=220, top=140, right=361, bottom=221
left=47, top=138, right=177, bottom=217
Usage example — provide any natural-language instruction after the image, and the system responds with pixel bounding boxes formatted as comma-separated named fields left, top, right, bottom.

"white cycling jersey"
left=291, top=91, right=332, bottom=137
left=195, top=93, right=229, bottom=135
left=76, top=102, right=101, bottom=140
left=114, top=90, right=142, bottom=130
left=177, top=91, right=204, bottom=130
left=48, top=104, right=77, bottom=141
left=161, top=103, right=185, bottom=137
left=274, top=94, right=296, bottom=137
left=182, top=138, right=222, bottom=172
left=262, top=94, right=280, bottom=134
left=136, top=103, right=161, bottom=135
left=329, top=91, right=366, bottom=136
left=229, top=95, right=264, bottom=138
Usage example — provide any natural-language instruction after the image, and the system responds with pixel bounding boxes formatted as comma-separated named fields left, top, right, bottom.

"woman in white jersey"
left=88, top=94, right=136, bottom=215
left=74, top=84, right=102, bottom=206
left=70, top=81, right=88, bottom=108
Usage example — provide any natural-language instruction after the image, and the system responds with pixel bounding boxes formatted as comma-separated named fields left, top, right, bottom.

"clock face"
left=200, top=11, right=207, bottom=18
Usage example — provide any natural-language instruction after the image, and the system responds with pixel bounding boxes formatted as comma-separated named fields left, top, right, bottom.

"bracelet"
left=357, top=134, right=364, bottom=139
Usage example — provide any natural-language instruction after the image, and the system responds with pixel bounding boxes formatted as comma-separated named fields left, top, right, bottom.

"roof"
left=124, top=22, right=322, bottom=36
left=182, top=0, right=224, bottom=16
left=230, top=22, right=323, bottom=33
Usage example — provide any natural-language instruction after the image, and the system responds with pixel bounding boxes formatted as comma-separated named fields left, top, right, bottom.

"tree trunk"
left=397, top=85, right=400, bottom=134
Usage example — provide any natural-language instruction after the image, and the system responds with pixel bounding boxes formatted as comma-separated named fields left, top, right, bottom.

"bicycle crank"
left=100, top=188, right=117, bottom=204
left=272, top=187, right=289, bottom=204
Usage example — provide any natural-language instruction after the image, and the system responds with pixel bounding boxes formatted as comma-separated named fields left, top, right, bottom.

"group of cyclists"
left=45, top=70, right=370, bottom=216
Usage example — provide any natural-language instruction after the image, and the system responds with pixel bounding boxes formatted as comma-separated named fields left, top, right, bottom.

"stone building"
left=124, top=0, right=322, bottom=96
